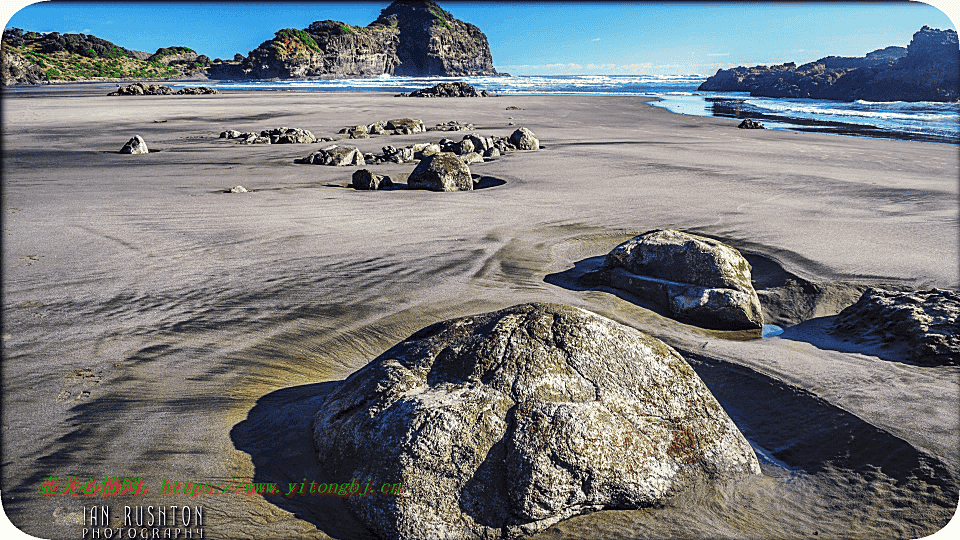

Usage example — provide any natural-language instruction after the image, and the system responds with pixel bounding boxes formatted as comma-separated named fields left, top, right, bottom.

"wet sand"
left=2, top=85, right=958, bottom=539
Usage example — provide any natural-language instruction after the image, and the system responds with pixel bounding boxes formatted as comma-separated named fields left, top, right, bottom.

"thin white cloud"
left=591, top=38, right=601, bottom=42
left=707, top=53, right=729, bottom=57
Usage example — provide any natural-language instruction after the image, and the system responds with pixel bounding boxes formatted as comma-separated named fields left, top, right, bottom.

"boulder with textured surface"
left=831, top=288, right=959, bottom=365
left=313, top=303, right=761, bottom=540
left=120, top=135, right=149, bottom=154
left=262, top=127, right=316, bottom=144
left=386, top=118, right=425, bottom=135
left=509, top=127, right=540, bottom=150
left=296, top=145, right=365, bottom=166
left=592, top=229, right=763, bottom=330
left=407, top=152, right=473, bottom=192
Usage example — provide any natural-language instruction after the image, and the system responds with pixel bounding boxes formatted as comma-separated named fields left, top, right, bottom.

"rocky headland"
left=213, top=0, right=498, bottom=80
left=1, top=0, right=499, bottom=86
left=698, top=26, right=959, bottom=102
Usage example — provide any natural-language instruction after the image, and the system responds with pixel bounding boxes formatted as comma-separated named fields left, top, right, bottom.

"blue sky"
left=2, top=1, right=957, bottom=76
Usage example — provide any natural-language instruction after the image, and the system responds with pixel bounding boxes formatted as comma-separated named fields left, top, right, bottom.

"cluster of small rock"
left=395, top=81, right=490, bottom=98
left=738, top=119, right=765, bottom=129
left=831, top=287, right=959, bottom=365
left=220, top=127, right=324, bottom=145
left=368, top=127, right=540, bottom=165
left=296, top=145, right=365, bottom=166
left=338, top=118, right=426, bottom=139
left=109, top=83, right=219, bottom=96
left=429, top=120, right=474, bottom=132
left=296, top=127, right=540, bottom=175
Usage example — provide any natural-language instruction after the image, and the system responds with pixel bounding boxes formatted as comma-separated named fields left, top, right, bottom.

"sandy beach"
left=2, top=85, right=958, bottom=539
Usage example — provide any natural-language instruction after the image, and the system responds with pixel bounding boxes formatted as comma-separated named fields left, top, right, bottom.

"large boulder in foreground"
left=591, top=229, right=763, bottom=331
left=312, top=303, right=761, bottom=540
left=831, top=288, right=959, bottom=365
left=407, top=152, right=473, bottom=192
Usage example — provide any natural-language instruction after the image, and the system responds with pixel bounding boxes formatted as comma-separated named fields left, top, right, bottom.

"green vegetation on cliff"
left=2, top=28, right=182, bottom=83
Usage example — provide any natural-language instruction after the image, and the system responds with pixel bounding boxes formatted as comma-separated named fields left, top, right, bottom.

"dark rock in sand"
left=296, top=145, right=365, bottom=166
left=429, top=120, right=475, bottom=132
left=351, top=169, right=393, bottom=190
left=261, top=127, right=316, bottom=144
left=738, top=119, right=765, bottom=129
left=339, top=125, right=369, bottom=139
left=120, top=135, right=148, bottom=155
left=312, top=303, right=761, bottom=540
left=590, top=229, right=763, bottom=331
left=407, top=152, right=472, bottom=191
left=382, top=145, right=415, bottom=163
left=831, top=288, right=960, bottom=365
left=509, top=127, right=540, bottom=150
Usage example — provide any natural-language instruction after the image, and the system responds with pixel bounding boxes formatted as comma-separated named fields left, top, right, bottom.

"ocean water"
left=188, top=74, right=960, bottom=144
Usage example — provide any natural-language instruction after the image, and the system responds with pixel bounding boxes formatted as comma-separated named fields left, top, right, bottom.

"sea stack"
left=235, top=0, right=499, bottom=79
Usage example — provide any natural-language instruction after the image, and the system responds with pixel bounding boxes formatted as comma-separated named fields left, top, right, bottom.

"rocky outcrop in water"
left=831, top=288, right=959, bottom=365
left=399, top=81, right=488, bottom=97
left=232, top=1, right=498, bottom=80
left=588, top=229, right=764, bottom=331
left=698, top=26, right=958, bottom=102
left=738, top=119, right=764, bottom=129
left=109, top=83, right=219, bottom=96
left=312, top=303, right=761, bottom=539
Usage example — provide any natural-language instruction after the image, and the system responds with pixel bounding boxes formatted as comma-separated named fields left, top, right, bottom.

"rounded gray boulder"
left=312, top=303, right=761, bottom=540
left=594, top=229, right=763, bottom=330
left=407, top=152, right=473, bottom=192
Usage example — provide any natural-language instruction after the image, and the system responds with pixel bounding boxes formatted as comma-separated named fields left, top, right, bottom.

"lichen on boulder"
left=407, top=152, right=473, bottom=191
left=312, top=303, right=761, bottom=540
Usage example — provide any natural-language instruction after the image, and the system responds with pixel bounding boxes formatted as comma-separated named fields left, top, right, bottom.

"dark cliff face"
left=698, top=26, right=958, bottom=102
left=233, top=0, right=498, bottom=80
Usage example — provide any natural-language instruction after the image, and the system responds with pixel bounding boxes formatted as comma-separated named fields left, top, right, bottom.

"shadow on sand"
left=232, top=355, right=957, bottom=538
left=230, top=381, right=378, bottom=540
